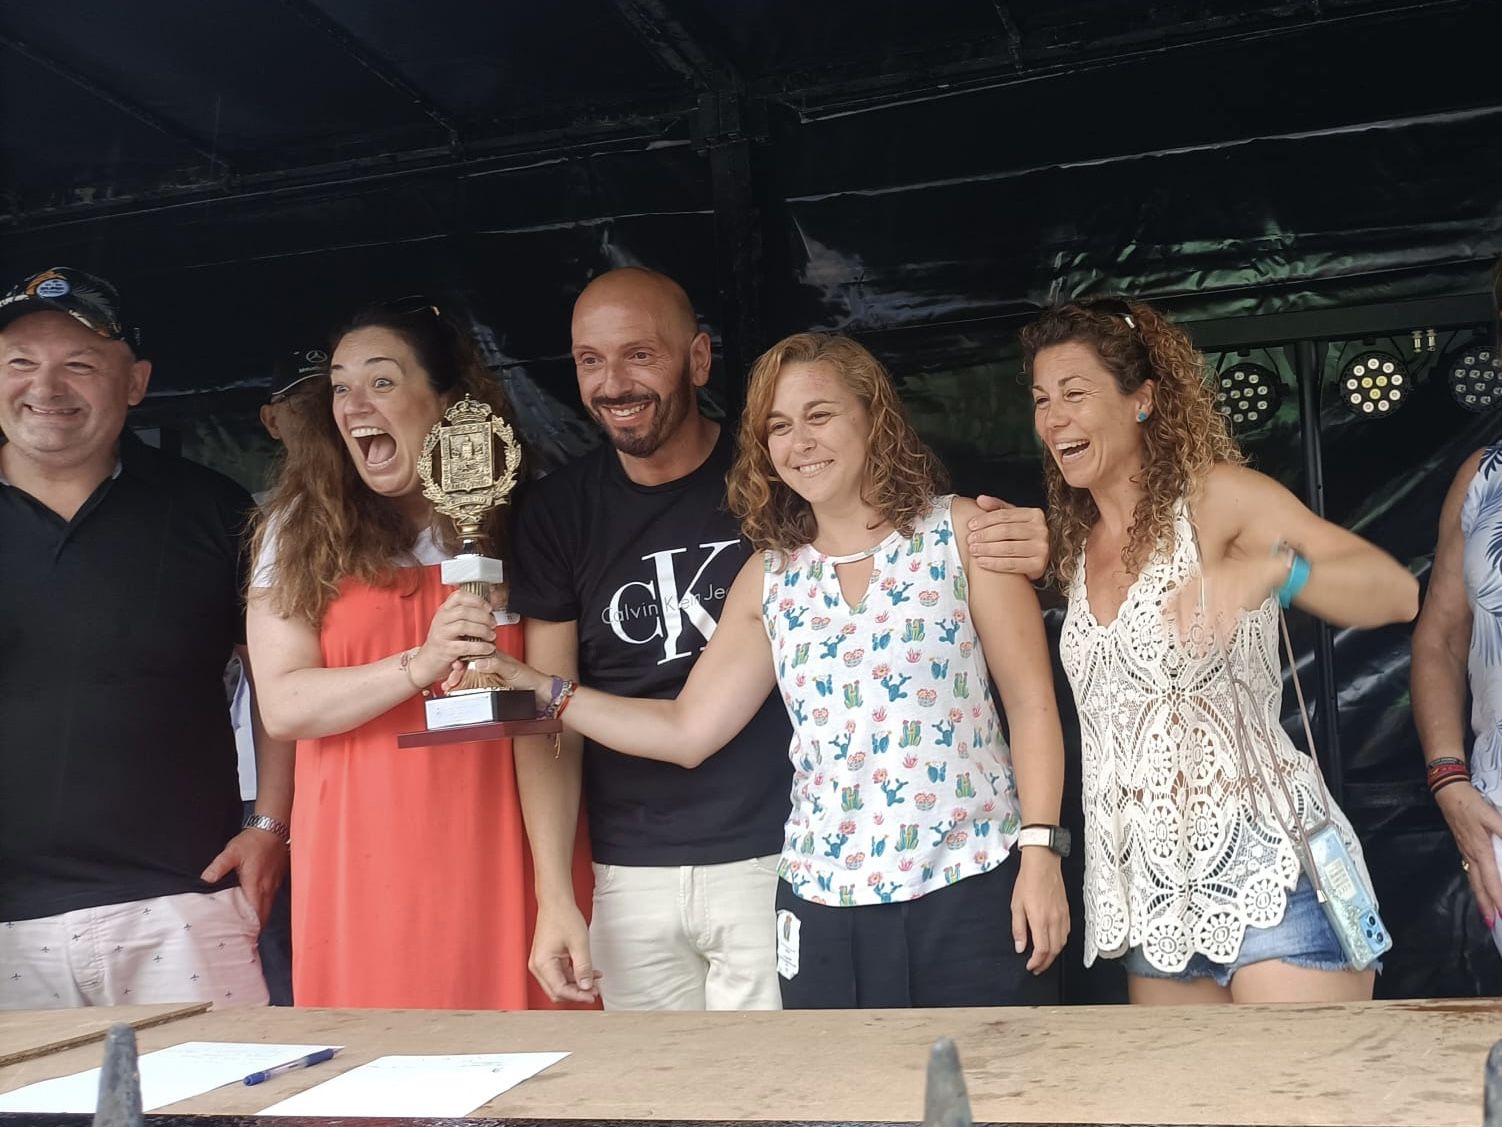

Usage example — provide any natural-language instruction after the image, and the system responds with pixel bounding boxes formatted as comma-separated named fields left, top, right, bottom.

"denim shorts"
left=1118, top=876, right=1366, bottom=987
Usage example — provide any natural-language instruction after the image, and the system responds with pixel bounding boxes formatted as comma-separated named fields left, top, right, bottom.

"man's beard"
left=590, top=365, right=693, bottom=458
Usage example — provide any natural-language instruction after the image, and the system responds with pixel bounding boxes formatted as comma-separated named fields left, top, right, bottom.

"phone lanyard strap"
left=1223, top=612, right=1336, bottom=906
left=1181, top=508, right=1337, bottom=904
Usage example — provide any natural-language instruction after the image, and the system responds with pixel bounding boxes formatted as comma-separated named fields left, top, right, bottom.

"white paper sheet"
left=0, top=1041, right=339, bottom=1114
left=258, top=1052, right=568, bottom=1118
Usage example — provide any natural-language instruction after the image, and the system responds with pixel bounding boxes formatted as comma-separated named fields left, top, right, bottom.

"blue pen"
left=243, top=1047, right=340, bottom=1086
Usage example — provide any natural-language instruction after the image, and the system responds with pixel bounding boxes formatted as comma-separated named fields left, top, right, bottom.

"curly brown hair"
left=1019, top=298, right=1243, bottom=587
left=727, top=332, right=948, bottom=561
left=251, top=303, right=520, bottom=626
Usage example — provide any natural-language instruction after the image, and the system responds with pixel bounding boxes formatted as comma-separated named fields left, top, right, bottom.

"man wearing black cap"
left=0, top=267, right=290, bottom=1009
left=256, top=347, right=328, bottom=468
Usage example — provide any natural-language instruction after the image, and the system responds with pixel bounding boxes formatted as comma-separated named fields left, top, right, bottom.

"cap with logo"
left=270, top=347, right=331, bottom=401
left=0, top=267, right=143, bottom=354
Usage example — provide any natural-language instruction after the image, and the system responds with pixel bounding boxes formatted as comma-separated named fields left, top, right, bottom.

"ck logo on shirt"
left=602, top=540, right=738, bottom=664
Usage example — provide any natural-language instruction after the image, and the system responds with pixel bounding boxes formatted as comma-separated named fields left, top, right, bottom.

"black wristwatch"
left=1017, top=823, right=1071, bottom=858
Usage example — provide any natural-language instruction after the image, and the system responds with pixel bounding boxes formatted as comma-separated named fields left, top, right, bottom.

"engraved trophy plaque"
left=416, top=395, right=536, bottom=729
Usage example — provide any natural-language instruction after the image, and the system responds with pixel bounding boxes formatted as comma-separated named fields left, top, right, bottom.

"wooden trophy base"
left=397, top=689, right=560, bottom=748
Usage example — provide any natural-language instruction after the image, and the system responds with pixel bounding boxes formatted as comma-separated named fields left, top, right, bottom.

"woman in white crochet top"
left=1023, top=298, right=1418, bottom=1004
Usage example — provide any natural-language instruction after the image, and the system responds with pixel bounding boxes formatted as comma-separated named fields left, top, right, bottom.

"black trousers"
left=775, top=851, right=1060, bottom=1008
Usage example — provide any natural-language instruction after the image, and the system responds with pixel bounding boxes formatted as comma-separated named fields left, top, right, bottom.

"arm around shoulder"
left=963, top=492, right=1050, bottom=581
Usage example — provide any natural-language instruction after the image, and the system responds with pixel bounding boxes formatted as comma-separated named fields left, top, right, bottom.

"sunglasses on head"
left=372, top=294, right=443, bottom=319
left=1080, top=297, right=1136, bottom=329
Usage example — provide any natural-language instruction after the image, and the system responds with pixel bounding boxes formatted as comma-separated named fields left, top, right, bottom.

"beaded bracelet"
left=539, top=675, right=577, bottom=721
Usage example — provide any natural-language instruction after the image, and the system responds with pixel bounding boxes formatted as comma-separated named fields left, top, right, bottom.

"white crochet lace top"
left=1059, top=501, right=1373, bottom=972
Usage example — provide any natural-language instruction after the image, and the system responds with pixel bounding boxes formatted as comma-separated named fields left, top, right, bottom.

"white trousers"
left=0, top=888, right=269, bottom=1010
left=589, top=855, right=782, bottom=1011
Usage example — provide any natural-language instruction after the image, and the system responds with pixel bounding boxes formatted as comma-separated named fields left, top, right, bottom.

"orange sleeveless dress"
left=290, top=564, right=595, bottom=1009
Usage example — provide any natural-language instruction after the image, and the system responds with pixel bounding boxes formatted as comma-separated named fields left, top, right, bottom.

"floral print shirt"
left=762, top=496, right=1021, bottom=907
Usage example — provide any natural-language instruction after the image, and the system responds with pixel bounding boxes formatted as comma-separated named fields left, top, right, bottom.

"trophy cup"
left=416, top=395, right=537, bottom=730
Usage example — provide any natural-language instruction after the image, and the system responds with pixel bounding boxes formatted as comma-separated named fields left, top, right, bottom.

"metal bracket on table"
left=92, top=1024, right=142, bottom=1127
left=923, top=1037, right=973, bottom=1127
left=1484, top=1039, right=1502, bottom=1127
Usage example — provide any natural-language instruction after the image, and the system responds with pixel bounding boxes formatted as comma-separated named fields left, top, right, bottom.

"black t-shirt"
left=0, top=433, right=251, bottom=921
left=509, top=426, right=792, bottom=866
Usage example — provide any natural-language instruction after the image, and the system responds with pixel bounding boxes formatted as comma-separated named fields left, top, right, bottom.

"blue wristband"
left=1277, top=552, right=1311, bottom=608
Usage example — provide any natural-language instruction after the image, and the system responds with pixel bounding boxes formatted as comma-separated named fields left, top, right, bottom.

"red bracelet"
left=1427, top=761, right=1470, bottom=791
left=554, top=685, right=575, bottom=718
left=1431, top=774, right=1470, bottom=798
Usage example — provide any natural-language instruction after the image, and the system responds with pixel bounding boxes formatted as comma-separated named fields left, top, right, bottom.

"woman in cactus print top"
left=472, top=332, right=1070, bottom=1007
left=761, top=489, right=1022, bottom=911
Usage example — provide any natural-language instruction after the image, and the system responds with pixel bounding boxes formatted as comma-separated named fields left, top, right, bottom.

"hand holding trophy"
left=416, top=394, right=536, bottom=729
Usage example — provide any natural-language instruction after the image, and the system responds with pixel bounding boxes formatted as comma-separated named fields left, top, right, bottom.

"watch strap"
left=1017, top=826, right=1053, bottom=850
left=1017, top=823, right=1071, bottom=857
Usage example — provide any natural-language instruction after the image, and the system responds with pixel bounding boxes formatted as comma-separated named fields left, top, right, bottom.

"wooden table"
left=1, top=1000, right=1498, bottom=1124
left=0, top=1002, right=208, bottom=1068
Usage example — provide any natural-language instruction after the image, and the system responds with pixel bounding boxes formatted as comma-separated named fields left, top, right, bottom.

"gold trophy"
left=416, top=395, right=536, bottom=729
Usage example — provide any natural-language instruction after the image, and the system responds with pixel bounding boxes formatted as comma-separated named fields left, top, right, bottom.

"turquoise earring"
left=1136, top=410, right=1149, bottom=423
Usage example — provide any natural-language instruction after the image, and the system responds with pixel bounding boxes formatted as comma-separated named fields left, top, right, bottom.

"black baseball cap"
left=0, top=267, right=143, bottom=354
left=269, top=346, right=330, bottom=401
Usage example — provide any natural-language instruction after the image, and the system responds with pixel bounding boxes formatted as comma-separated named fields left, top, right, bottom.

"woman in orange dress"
left=246, top=299, right=593, bottom=1009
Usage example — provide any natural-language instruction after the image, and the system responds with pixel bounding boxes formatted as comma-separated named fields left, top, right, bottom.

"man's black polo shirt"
left=0, top=432, right=252, bottom=922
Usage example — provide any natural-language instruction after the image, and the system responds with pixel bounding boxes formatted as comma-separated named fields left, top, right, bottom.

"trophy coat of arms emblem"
left=416, top=395, right=534, bottom=728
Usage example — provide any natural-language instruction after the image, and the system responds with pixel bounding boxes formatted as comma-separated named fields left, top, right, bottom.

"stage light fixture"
left=1339, top=350, right=1409, bottom=418
left=1446, top=345, right=1502, bottom=412
left=1213, top=358, right=1283, bottom=432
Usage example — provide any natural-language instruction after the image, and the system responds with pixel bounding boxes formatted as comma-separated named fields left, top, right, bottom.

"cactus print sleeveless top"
left=761, top=495, right=1022, bottom=907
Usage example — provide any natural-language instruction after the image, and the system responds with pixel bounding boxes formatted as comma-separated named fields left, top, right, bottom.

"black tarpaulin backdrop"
left=2, top=0, right=1500, bottom=1000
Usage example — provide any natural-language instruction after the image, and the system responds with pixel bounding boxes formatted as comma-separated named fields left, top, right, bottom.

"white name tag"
left=776, top=909, right=800, bottom=980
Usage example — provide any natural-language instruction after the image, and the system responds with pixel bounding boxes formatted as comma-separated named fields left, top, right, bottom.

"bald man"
left=508, top=268, right=1049, bottom=1010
